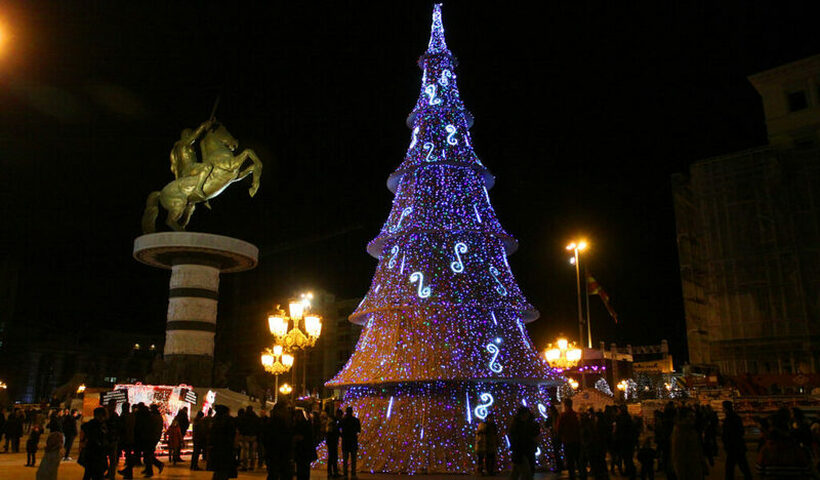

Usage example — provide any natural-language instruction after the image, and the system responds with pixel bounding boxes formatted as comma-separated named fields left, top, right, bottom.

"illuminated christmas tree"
left=326, top=4, right=558, bottom=473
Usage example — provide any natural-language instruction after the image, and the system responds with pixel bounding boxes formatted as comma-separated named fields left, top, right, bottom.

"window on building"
left=787, top=90, right=808, bottom=112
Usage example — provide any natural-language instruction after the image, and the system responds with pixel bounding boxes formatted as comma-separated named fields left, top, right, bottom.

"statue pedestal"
left=133, top=232, right=258, bottom=385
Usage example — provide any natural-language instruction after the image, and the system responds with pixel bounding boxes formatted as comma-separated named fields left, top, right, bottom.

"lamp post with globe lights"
left=267, top=292, right=322, bottom=396
left=260, top=344, right=294, bottom=403
left=279, top=383, right=293, bottom=398
left=544, top=337, right=583, bottom=370
left=545, top=337, right=584, bottom=392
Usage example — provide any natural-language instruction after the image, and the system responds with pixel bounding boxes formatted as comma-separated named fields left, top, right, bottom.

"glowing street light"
left=0, top=381, right=7, bottom=390
left=268, top=293, right=322, bottom=350
left=261, top=343, right=295, bottom=403
left=260, top=346, right=294, bottom=376
left=568, top=378, right=579, bottom=390
left=267, top=292, right=322, bottom=396
left=76, top=384, right=86, bottom=394
left=544, top=337, right=583, bottom=369
left=279, top=383, right=293, bottom=395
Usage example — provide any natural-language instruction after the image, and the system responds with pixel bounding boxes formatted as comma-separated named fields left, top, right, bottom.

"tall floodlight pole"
left=584, top=263, right=592, bottom=348
left=567, top=240, right=588, bottom=347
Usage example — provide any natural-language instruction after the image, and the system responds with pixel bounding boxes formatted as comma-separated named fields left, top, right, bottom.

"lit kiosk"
left=134, top=116, right=262, bottom=385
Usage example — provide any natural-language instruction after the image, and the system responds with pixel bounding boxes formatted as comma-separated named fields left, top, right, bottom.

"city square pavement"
left=0, top=441, right=755, bottom=479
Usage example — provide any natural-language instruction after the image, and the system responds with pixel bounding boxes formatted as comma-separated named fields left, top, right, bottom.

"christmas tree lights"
left=326, top=4, right=559, bottom=473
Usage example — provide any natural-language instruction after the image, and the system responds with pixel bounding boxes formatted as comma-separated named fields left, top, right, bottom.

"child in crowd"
left=637, top=436, right=657, bottom=480
left=25, top=424, right=43, bottom=466
left=165, top=418, right=183, bottom=465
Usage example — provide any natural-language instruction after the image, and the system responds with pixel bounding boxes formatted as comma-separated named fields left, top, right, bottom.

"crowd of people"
left=5, top=397, right=820, bottom=479
left=495, top=398, right=820, bottom=480
left=0, top=405, right=81, bottom=479
left=0, top=401, right=362, bottom=480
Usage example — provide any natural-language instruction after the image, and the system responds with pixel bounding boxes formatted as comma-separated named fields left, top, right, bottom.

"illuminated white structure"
left=134, top=232, right=258, bottom=385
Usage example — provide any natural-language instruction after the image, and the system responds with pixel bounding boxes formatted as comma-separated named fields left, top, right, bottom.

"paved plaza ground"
left=0, top=440, right=755, bottom=479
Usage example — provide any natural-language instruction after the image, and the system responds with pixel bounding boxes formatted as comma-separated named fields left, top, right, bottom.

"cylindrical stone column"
left=134, top=232, right=258, bottom=386
left=165, top=264, right=220, bottom=357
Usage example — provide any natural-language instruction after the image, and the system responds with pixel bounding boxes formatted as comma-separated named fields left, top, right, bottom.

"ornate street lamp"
left=260, top=344, right=294, bottom=402
left=544, top=337, right=583, bottom=370
left=267, top=292, right=322, bottom=395
left=279, top=383, right=293, bottom=396
left=267, top=293, right=323, bottom=350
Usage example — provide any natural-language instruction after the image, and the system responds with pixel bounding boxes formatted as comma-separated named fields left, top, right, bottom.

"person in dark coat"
left=261, top=403, right=292, bottom=480
left=325, top=409, right=342, bottom=478
left=208, top=405, right=237, bottom=480
left=547, top=404, right=564, bottom=473
left=340, top=407, right=361, bottom=480
left=659, top=403, right=676, bottom=479
left=509, top=406, right=540, bottom=480
left=237, top=405, right=260, bottom=471
left=637, top=437, right=656, bottom=480
left=615, top=406, right=637, bottom=480
left=6, top=409, right=24, bottom=453
left=117, top=403, right=135, bottom=478
left=587, top=412, right=611, bottom=480
left=172, top=407, right=189, bottom=463
left=191, top=411, right=207, bottom=471
left=103, top=405, right=122, bottom=480
left=119, top=404, right=146, bottom=480
left=0, top=409, right=6, bottom=452
left=722, top=401, right=752, bottom=480
left=63, top=409, right=79, bottom=461
left=79, top=407, right=109, bottom=480
left=556, top=399, right=584, bottom=480
left=25, top=424, right=43, bottom=466
left=46, top=410, right=62, bottom=436
left=293, top=410, right=317, bottom=480
left=142, top=404, right=165, bottom=477
left=124, top=403, right=162, bottom=479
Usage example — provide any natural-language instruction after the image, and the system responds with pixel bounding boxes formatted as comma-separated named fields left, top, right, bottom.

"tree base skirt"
left=326, top=381, right=555, bottom=474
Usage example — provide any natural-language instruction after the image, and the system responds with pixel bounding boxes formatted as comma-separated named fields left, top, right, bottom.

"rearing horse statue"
left=141, top=121, right=262, bottom=233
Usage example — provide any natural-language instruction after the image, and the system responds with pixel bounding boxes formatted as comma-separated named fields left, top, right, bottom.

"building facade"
left=673, top=55, right=820, bottom=377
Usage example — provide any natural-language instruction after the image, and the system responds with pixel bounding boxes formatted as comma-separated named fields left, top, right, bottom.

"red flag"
left=586, top=274, right=618, bottom=323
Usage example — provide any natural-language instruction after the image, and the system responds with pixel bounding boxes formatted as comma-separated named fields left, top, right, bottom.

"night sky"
left=2, top=1, right=820, bottom=367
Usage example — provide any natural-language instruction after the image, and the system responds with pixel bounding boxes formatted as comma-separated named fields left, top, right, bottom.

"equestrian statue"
left=141, top=116, right=262, bottom=233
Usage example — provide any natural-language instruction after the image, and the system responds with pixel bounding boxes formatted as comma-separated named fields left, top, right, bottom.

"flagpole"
left=584, top=264, right=592, bottom=348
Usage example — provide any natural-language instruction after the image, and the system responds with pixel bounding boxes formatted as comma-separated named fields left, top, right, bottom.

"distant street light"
left=260, top=343, right=295, bottom=403
left=279, top=383, right=293, bottom=396
left=0, top=381, right=7, bottom=390
left=76, top=384, right=86, bottom=394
